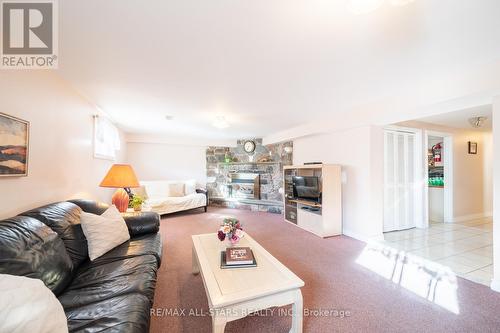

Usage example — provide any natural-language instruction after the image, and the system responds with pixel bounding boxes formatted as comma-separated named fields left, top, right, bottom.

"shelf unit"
left=288, top=199, right=322, bottom=208
left=283, top=164, right=342, bottom=238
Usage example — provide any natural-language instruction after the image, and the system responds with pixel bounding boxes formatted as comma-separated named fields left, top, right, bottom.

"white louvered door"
left=384, top=130, right=417, bottom=232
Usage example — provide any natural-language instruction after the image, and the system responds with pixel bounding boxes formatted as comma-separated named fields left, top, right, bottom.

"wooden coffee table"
left=192, top=233, right=305, bottom=333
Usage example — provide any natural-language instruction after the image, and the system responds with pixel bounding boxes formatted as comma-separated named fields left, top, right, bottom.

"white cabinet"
left=429, top=187, right=444, bottom=222
left=283, top=164, right=342, bottom=238
left=297, top=206, right=323, bottom=235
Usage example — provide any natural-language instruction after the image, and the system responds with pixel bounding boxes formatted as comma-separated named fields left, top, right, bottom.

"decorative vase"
left=226, top=238, right=238, bottom=247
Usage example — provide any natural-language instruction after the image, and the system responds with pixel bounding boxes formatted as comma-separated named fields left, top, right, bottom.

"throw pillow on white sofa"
left=141, top=181, right=171, bottom=198
left=0, top=274, right=68, bottom=333
left=132, top=185, right=149, bottom=200
left=80, top=205, right=130, bottom=261
left=168, top=182, right=185, bottom=197
left=184, top=179, right=197, bottom=195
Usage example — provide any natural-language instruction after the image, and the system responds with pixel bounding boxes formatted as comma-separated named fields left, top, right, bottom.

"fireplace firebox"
left=228, top=173, right=260, bottom=200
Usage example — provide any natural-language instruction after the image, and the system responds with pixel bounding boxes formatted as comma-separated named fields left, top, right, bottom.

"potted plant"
left=130, top=194, right=144, bottom=212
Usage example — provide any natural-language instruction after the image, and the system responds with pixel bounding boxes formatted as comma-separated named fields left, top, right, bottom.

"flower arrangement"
left=217, top=217, right=244, bottom=245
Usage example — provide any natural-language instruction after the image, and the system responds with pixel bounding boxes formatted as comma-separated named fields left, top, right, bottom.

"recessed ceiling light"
left=165, top=115, right=174, bottom=120
left=348, top=0, right=385, bottom=14
left=212, top=115, right=229, bottom=129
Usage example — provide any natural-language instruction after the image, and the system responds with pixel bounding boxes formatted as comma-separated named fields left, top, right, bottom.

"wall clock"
left=243, top=140, right=256, bottom=154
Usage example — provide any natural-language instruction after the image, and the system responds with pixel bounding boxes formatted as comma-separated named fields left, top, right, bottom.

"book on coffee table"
left=220, top=247, right=257, bottom=269
left=226, top=247, right=254, bottom=265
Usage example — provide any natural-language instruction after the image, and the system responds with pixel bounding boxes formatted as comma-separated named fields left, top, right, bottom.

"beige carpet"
left=150, top=208, right=500, bottom=333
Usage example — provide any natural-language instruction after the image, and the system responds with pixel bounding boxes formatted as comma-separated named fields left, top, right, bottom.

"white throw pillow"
left=132, top=185, right=149, bottom=200
left=141, top=181, right=170, bottom=198
left=80, top=205, right=130, bottom=261
left=0, top=274, right=68, bottom=333
left=168, top=182, right=185, bottom=197
left=184, top=179, right=197, bottom=195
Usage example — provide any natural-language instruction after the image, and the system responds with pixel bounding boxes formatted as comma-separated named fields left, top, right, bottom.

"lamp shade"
left=100, top=164, right=140, bottom=188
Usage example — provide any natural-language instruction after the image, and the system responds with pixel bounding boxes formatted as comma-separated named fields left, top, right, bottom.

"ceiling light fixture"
left=212, top=115, right=229, bottom=129
left=165, top=115, right=174, bottom=120
left=469, top=116, right=488, bottom=128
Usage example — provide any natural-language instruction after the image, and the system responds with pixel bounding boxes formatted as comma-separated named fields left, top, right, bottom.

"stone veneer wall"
left=206, top=139, right=293, bottom=213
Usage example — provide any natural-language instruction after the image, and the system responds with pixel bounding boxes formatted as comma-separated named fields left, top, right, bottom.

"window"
left=94, top=115, right=120, bottom=160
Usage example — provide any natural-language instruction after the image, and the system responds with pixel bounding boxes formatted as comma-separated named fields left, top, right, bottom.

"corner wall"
left=293, top=126, right=384, bottom=241
left=0, top=71, right=125, bottom=219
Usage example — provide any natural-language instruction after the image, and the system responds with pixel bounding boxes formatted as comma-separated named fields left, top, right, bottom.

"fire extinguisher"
left=432, top=143, right=442, bottom=163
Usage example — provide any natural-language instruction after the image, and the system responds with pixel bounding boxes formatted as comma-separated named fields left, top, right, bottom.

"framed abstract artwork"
left=0, top=113, right=30, bottom=177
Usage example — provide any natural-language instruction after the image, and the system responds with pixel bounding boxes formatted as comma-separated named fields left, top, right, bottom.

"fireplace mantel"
left=217, top=161, right=282, bottom=166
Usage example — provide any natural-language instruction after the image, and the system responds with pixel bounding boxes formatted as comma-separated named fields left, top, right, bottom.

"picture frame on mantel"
left=468, top=141, right=477, bottom=155
left=0, top=113, right=30, bottom=177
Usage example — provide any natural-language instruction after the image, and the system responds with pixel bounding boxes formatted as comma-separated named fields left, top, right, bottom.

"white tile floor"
left=382, top=217, right=493, bottom=286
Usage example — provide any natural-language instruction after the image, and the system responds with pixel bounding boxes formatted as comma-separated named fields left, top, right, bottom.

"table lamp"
left=99, top=164, right=140, bottom=212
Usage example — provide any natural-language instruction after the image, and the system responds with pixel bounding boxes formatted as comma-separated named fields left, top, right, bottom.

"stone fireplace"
left=206, top=139, right=293, bottom=214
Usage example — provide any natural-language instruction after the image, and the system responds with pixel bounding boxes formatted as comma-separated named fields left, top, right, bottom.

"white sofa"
left=134, top=180, right=208, bottom=215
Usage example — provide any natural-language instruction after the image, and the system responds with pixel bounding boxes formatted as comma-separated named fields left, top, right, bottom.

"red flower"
left=217, top=230, right=226, bottom=241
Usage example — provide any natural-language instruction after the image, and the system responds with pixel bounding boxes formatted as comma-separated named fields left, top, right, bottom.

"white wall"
left=293, top=126, right=384, bottom=240
left=126, top=142, right=206, bottom=184
left=0, top=71, right=125, bottom=219
left=492, top=97, right=500, bottom=292
left=398, top=121, right=490, bottom=221
left=484, top=131, right=494, bottom=216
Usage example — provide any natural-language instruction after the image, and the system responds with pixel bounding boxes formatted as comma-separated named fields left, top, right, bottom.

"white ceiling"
left=56, top=0, right=500, bottom=141
left=417, top=105, right=492, bottom=131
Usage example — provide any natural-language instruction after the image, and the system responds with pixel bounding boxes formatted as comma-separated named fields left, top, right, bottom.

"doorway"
left=428, top=135, right=445, bottom=223
left=424, top=131, right=454, bottom=226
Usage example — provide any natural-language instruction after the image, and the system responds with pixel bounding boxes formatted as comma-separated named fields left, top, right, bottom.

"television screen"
left=292, top=176, right=320, bottom=201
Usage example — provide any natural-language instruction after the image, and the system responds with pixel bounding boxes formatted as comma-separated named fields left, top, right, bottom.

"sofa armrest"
left=69, top=199, right=160, bottom=237
left=123, top=212, right=160, bottom=237
left=68, top=199, right=109, bottom=215
left=196, top=188, right=208, bottom=196
left=196, top=188, right=209, bottom=212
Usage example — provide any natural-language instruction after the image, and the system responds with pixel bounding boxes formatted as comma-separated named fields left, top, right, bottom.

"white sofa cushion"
left=168, top=182, right=185, bottom=197
left=132, top=185, right=149, bottom=200
left=141, top=180, right=171, bottom=198
left=184, top=179, right=197, bottom=195
left=0, top=274, right=68, bottom=333
left=80, top=205, right=131, bottom=261
left=147, top=193, right=206, bottom=215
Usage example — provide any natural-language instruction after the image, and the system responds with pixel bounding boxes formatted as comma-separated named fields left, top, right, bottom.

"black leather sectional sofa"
left=0, top=199, right=162, bottom=332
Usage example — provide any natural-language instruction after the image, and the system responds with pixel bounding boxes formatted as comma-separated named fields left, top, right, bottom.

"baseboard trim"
left=448, top=212, right=492, bottom=223
left=491, top=278, right=500, bottom=293
left=343, top=229, right=383, bottom=243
